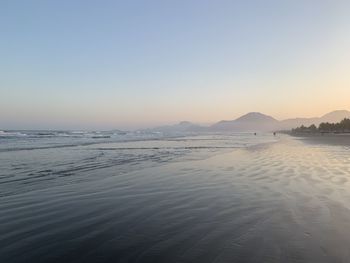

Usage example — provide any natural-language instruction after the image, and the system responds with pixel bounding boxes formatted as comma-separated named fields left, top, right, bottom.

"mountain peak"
left=321, top=110, right=350, bottom=120
left=235, top=112, right=278, bottom=122
left=150, top=110, right=350, bottom=133
left=210, top=112, right=279, bottom=132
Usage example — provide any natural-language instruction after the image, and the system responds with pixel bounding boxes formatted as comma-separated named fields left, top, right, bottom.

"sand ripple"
left=1, top=136, right=350, bottom=262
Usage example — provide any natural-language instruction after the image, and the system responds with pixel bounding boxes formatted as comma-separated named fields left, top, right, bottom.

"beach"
left=295, top=133, right=350, bottom=147
left=1, top=134, right=350, bottom=262
left=2, top=0, right=350, bottom=261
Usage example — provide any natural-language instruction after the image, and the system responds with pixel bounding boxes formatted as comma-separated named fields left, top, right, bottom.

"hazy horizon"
left=1, top=1, right=350, bottom=130
left=1, top=109, right=349, bottom=131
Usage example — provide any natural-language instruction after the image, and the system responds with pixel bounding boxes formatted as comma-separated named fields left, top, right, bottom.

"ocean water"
left=0, top=131, right=275, bottom=197
left=1, top=131, right=350, bottom=262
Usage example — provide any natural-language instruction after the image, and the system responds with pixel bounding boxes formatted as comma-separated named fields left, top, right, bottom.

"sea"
left=1, top=130, right=350, bottom=262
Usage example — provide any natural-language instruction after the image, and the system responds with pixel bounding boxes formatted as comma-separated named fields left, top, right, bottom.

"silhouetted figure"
left=254, top=132, right=257, bottom=136
left=273, top=132, right=276, bottom=136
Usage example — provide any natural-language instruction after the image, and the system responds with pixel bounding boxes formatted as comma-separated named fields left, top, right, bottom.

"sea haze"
left=146, top=110, right=350, bottom=133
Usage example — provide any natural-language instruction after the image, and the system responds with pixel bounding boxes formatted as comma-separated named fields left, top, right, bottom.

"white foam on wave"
left=0, top=131, right=27, bottom=137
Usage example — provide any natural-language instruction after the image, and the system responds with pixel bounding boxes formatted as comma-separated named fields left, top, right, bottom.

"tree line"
left=292, top=118, right=350, bottom=133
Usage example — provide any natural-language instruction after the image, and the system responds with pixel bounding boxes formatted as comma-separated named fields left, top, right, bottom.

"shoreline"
left=290, top=132, right=350, bottom=147
left=2, top=134, right=350, bottom=262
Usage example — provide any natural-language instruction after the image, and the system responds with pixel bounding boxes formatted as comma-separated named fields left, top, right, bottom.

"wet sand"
left=1, top=136, right=350, bottom=262
left=295, top=133, right=350, bottom=147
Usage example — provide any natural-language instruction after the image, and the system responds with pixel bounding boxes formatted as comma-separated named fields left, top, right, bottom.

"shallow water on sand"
left=1, top=134, right=350, bottom=262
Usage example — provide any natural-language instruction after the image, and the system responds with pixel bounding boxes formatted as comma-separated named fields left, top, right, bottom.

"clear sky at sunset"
left=1, top=0, right=349, bottom=130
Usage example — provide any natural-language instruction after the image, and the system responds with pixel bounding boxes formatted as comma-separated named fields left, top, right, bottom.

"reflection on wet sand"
left=1, top=136, right=350, bottom=262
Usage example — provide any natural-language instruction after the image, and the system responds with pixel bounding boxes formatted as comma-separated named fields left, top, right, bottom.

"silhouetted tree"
left=292, top=118, right=350, bottom=133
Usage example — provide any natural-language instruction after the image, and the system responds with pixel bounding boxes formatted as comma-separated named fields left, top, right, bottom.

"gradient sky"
left=1, top=0, right=350, bottom=130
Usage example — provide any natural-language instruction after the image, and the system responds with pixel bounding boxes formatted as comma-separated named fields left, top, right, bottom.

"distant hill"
left=210, top=112, right=280, bottom=132
left=320, top=110, right=350, bottom=123
left=235, top=112, right=277, bottom=123
left=145, top=110, right=350, bottom=133
left=211, top=110, right=350, bottom=132
left=280, top=110, right=350, bottom=130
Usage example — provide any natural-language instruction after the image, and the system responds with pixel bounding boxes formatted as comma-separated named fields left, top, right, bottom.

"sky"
left=1, top=0, right=350, bottom=130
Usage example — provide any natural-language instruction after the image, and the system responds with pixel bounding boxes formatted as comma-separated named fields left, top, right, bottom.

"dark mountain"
left=280, top=110, right=350, bottom=130
left=144, top=110, right=350, bottom=133
left=320, top=110, right=350, bottom=123
left=210, top=112, right=280, bottom=132
left=235, top=112, right=277, bottom=122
